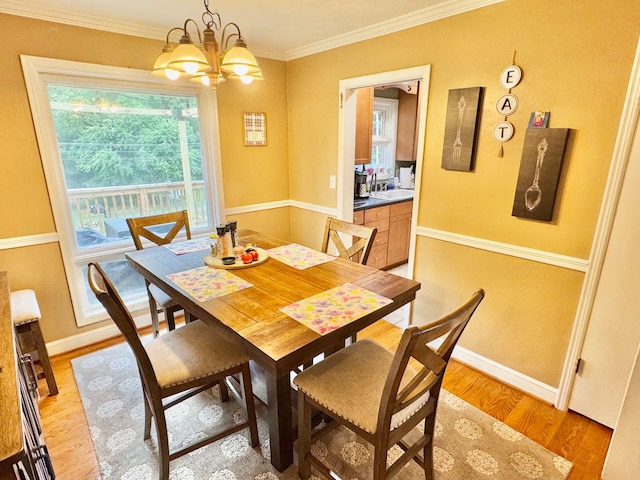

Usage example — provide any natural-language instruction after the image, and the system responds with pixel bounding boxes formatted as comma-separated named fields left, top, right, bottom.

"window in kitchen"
left=370, top=97, right=398, bottom=172
left=21, top=56, right=223, bottom=327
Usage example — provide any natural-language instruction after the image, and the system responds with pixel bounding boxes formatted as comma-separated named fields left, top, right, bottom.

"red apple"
left=241, top=251, right=253, bottom=264
left=250, top=249, right=259, bottom=261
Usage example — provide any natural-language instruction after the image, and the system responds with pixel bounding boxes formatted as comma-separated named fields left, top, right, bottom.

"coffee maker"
left=354, top=170, right=368, bottom=199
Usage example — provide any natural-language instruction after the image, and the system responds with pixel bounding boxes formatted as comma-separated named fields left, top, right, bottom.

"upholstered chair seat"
left=147, top=284, right=176, bottom=312
left=146, top=320, right=249, bottom=389
left=294, top=339, right=429, bottom=434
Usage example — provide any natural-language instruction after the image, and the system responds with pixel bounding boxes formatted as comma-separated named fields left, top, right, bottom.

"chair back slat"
left=321, top=217, right=377, bottom=264
left=412, top=343, right=448, bottom=375
left=87, top=262, right=160, bottom=395
left=377, top=289, right=485, bottom=433
left=126, top=210, right=191, bottom=250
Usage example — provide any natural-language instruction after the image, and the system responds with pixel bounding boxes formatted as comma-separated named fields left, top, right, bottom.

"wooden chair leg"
left=297, top=392, right=312, bottom=480
left=219, top=379, right=230, bottom=402
left=423, top=417, right=435, bottom=480
left=29, top=321, right=58, bottom=395
left=240, top=364, right=260, bottom=447
left=147, top=287, right=160, bottom=338
left=154, top=407, right=170, bottom=480
left=143, top=396, right=152, bottom=440
left=165, top=308, right=176, bottom=332
left=373, top=444, right=388, bottom=480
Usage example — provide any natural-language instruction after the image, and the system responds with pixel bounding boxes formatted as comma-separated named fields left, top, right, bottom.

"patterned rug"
left=72, top=342, right=572, bottom=480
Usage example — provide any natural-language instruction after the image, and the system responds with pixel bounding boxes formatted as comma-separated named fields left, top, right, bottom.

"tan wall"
left=285, top=0, right=640, bottom=387
left=0, top=13, right=288, bottom=343
left=413, top=237, right=583, bottom=386
left=290, top=208, right=331, bottom=252
left=215, top=58, right=290, bottom=209
left=228, top=208, right=291, bottom=242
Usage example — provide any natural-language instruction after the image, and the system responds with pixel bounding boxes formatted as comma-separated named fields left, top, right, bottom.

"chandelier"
left=152, top=0, right=262, bottom=88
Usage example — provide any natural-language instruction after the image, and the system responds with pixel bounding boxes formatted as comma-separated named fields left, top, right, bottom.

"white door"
left=568, top=114, right=640, bottom=428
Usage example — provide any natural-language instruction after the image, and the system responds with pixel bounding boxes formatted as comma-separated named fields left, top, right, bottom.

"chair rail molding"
left=0, top=232, right=59, bottom=250
left=416, top=226, right=589, bottom=272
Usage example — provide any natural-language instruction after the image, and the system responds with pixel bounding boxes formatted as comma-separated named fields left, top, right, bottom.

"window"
left=370, top=97, right=398, bottom=172
left=21, top=56, right=223, bottom=326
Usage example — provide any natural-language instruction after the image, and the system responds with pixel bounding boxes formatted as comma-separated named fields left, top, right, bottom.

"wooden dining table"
left=126, top=229, right=421, bottom=471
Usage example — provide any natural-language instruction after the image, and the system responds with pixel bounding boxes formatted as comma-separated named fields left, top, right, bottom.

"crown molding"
left=283, top=0, right=505, bottom=60
left=0, top=0, right=503, bottom=61
left=0, top=0, right=168, bottom=39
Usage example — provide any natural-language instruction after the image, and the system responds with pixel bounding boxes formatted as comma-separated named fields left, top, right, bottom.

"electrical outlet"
left=329, top=175, right=336, bottom=189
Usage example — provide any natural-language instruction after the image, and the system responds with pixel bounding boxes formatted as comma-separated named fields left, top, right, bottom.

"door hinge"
left=575, top=357, right=585, bottom=375
left=339, top=92, right=343, bottom=109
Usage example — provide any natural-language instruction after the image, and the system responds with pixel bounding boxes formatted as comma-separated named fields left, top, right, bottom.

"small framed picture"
left=528, top=111, right=550, bottom=128
left=243, top=112, right=267, bottom=146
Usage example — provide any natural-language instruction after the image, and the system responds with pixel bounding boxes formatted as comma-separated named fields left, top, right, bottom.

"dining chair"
left=321, top=216, right=378, bottom=345
left=126, top=210, right=193, bottom=337
left=321, top=217, right=377, bottom=265
left=87, top=262, right=259, bottom=480
left=294, top=289, right=485, bottom=480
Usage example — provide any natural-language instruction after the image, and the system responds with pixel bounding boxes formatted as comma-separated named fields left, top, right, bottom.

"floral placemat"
left=267, top=243, right=335, bottom=270
left=164, top=238, right=211, bottom=255
left=167, top=266, right=252, bottom=302
left=280, top=283, right=392, bottom=334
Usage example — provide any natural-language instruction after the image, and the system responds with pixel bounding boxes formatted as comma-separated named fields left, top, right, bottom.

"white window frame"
left=20, top=55, right=226, bottom=327
left=371, top=97, right=398, bottom=170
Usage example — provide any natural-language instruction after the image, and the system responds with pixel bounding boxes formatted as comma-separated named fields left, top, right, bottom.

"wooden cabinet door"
left=387, top=212, right=411, bottom=265
left=354, top=87, right=373, bottom=165
left=395, top=90, right=418, bottom=161
left=387, top=201, right=413, bottom=266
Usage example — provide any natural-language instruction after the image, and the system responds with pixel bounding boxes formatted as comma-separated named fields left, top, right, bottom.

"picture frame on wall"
left=512, top=128, right=570, bottom=221
left=528, top=111, right=550, bottom=128
left=441, top=86, right=483, bottom=171
left=243, top=112, right=267, bottom=146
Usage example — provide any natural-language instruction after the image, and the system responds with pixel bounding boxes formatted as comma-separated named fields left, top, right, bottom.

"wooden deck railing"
left=68, top=181, right=208, bottom=236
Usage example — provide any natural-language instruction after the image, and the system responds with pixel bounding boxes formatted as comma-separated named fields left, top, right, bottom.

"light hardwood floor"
left=36, top=320, right=611, bottom=480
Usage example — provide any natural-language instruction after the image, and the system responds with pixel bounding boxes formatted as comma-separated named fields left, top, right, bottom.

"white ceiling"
left=0, top=0, right=503, bottom=60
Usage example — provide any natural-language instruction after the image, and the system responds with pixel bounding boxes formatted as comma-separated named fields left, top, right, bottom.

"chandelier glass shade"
left=153, top=0, right=262, bottom=89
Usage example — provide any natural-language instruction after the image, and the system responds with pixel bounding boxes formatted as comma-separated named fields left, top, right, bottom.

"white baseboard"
left=450, top=344, right=558, bottom=404
left=46, top=312, right=153, bottom=356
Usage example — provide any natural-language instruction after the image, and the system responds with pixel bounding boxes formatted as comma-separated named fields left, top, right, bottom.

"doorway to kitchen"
left=336, top=66, right=430, bottom=325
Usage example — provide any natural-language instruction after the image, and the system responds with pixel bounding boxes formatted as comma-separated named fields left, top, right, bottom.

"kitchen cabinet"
left=354, top=200, right=412, bottom=269
left=354, top=87, right=373, bottom=165
left=364, top=204, right=390, bottom=269
left=395, top=89, right=419, bottom=161
left=387, top=201, right=413, bottom=266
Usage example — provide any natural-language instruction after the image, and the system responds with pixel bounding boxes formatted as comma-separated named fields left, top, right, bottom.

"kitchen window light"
left=370, top=97, right=398, bottom=172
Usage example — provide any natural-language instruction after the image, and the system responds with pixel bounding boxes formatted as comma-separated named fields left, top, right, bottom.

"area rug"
left=72, top=342, right=572, bottom=480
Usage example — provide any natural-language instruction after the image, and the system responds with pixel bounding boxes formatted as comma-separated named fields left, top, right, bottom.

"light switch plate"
left=329, top=175, right=336, bottom=189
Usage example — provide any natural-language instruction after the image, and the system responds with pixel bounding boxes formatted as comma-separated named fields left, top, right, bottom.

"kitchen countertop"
left=353, top=192, right=414, bottom=211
